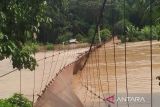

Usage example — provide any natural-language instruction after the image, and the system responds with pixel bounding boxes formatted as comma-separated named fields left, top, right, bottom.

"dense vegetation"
left=0, top=0, right=159, bottom=106
left=38, top=0, right=160, bottom=43
left=0, top=0, right=52, bottom=70
left=0, top=0, right=159, bottom=70
left=0, top=94, right=32, bottom=107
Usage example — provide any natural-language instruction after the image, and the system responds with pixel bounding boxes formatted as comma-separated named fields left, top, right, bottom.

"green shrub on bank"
left=87, top=27, right=111, bottom=43
left=0, top=93, right=32, bottom=107
left=120, top=24, right=160, bottom=42
left=75, top=33, right=87, bottom=43
left=100, top=28, right=111, bottom=42
left=46, top=43, right=54, bottom=50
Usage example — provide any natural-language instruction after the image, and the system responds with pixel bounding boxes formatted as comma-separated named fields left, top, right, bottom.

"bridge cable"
left=149, top=0, right=153, bottom=107
left=103, top=44, right=110, bottom=96
left=32, top=55, right=36, bottom=107
left=123, top=0, right=129, bottom=107
left=111, top=0, right=118, bottom=107
left=82, top=0, right=107, bottom=68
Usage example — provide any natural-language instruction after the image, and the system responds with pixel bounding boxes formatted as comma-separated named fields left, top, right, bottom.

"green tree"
left=0, top=93, right=31, bottom=107
left=0, top=0, right=51, bottom=70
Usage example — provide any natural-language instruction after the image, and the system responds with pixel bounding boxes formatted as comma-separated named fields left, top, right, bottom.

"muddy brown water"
left=72, top=41, right=160, bottom=107
left=1, top=41, right=160, bottom=107
left=0, top=48, right=88, bottom=101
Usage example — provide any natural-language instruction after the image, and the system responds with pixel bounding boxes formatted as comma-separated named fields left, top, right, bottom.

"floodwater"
left=72, top=41, right=160, bottom=107
left=0, top=48, right=88, bottom=101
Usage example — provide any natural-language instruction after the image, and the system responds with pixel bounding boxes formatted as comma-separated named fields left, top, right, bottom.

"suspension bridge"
left=0, top=0, right=160, bottom=107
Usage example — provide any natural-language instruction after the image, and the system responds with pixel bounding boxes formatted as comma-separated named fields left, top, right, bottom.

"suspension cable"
left=149, top=0, right=153, bottom=107
left=32, top=55, right=36, bottom=107
left=104, top=44, right=110, bottom=96
left=111, top=0, right=118, bottom=106
left=123, top=0, right=129, bottom=107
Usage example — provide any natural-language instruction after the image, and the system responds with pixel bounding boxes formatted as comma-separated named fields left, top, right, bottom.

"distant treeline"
left=37, top=0, right=160, bottom=43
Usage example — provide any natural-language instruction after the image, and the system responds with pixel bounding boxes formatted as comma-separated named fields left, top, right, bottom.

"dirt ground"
left=0, top=48, right=88, bottom=101
left=72, top=41, right=160, bottom=107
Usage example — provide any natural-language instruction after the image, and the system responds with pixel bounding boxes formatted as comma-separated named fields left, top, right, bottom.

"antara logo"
left=104, top=95, right=146, bottom=104
left=117, top=97, right=146, bottom=103
left=104, top=95, right=115, bottom=104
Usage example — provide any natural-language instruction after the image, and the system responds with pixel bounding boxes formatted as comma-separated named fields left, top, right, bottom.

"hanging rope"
left=82, top=0, right=107, bottom=69
left=45, top=53, right=55, bottom=86
left=39, top=28, right=47, bottom=94
left=51, top=52, right=61, bottom=79
left=97, top=47, right=109, bottom=106
left=39, top=53, right=46, bottom=94
left=19, top=70, right=22, bottom=107
left=149, top=0, right=153, bottom=107
left=32, top=55, right=36, bottom=107
left=123, top=0, right=129, bottom=107
left=103, top=44, right=110, bottom=96
left=111, top=0, right=118, bottom=107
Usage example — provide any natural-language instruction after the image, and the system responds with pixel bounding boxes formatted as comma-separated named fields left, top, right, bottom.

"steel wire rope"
left=96, top=46, right=109, bottom=106
left=83, top=56, right=90, bottom=107
left=103, top=44, right=110, bottom=96
left=0, top=52, right=64, bottom=79
left=94, top=50, right=101, bottom=107
left=78, top=0, right=109, bottom=104
left=78, top=52, right=98, bottom=107
left=149, top=0, right=153, bottom=107
left=39, top=55, right=86, bottom=107
left=62, top=45, right=74, bottom=68
left=19, top=70, right=22, bottom=107
left=38, top=28, right=47, bottom=95
left=90, top=51, right=97, bottom=107
left=38, top=52, right=46, bottom=95
left=86, top=51, right=94, bottom=107
left=88, top=52, right=95, bottom=107
left=111, top=0, right=118, bottom=106
left=78, top=55, right=89, bottom=107
left=45, top=74, right=83, bottom=107
left=59, top=49, right=68, bottom=71
left=73, top=0, right=108, bottom=105
left=51, top=51, right=61, bottom=79
left=39, top=53, right=85, bottom=107
left=32, top=55, right=36, bottom=107
left=78, top=52, right=105, bottom=106
left=44, top=49, right=55, bottom=86
left=82, top=43, right=112, bottom=106
left=0, top=69, right=18, bottom=78
left=123, top=0, right=129, bottom=107
left=39, top=47, right=86, bottom=105
left=82, top=0, right=107, bottom=69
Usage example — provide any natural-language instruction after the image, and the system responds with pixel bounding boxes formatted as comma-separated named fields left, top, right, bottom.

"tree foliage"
left=0, top=0, right=160, bottom=70
left=0, top=0, right=51, bottom=70
left=0, top=93, right=32, bottom=107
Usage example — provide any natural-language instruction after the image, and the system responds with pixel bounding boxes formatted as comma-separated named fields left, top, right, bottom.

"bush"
left=140, top=26, right=158, bottom=40
left=23, top=42, right=39, bottom=53
left=87, top=27, right=98, bottom=43
left=75, top=33, right=86, bottom=42
left=57, top=32, right=73, bottom=43
left=114, top=19, right=132, bottom=35
left=0, top=93, right=32, bottom=107
left=0, top=100, right=13, bottom=107
left=46, top=43, right=54, bottom=50
left=87, top=27, right=112, bottom=43
left=100, top=28, right=111, bottom=42
left=155, top=24, right=160, bottom=40
left=126, top=25, right=141, bottom=42
left=120, top=24, right=160, bottom=42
